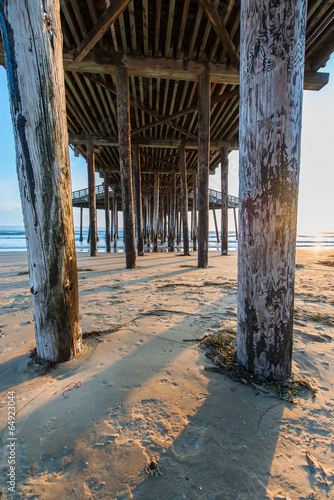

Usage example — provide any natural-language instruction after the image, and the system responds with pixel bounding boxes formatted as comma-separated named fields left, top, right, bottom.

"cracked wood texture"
left=237, top=0, right=307, bottom=380
left=0, top=0, right=81, bottom=361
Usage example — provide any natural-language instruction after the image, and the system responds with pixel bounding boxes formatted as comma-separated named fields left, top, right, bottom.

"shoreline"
left=0, top=249, right=333, bottom=498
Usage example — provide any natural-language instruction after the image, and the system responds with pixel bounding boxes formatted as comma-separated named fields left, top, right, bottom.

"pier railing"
left=72, top=185, right=239, bottom=207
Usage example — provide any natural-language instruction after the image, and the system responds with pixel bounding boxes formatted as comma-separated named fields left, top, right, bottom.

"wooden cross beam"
left=131, top=88, right=239, bottom=135
left=82, top=73, right=197, bottom=140
left=69, top=135, right=239, bottom=150
left=63, top=51, right=329, bottom=90
left=74, top=0, right=132, bottom=62
left=198, top=0, right=240, bottom=69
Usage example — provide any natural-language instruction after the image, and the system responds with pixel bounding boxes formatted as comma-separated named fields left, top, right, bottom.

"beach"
left=0, top=249, right=333, bottom=499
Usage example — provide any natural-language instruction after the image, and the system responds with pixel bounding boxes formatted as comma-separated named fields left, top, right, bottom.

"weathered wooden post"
left=221, top=148, right=228, bottom=255
left=0, top=0, right=81, bottom=362
left=79, top=206, right=83, bottom=242
left=113, top=192, right=117, bottom=249
left=233, top=207, right=238, bottom=241
left=192, top=173, right=197, bottom=251
left=153, top=172, right=159, bottom=252
left=212, top=205, right=220, bottom=243
left=146, top=193, right=150, bottom=248
left=169, top=172, right=176, bottom=251
left=132, top=143, right=144, bottom=256
left=179, top=145, right=190, bottom=255
left=104, top=171, right=111, bottom=253
left=87, top=141, right=97, bottom=257
left=237, top=0, right=307, bottom=380
left=115, top=66, right=136, bottom=268
left=197, top=73, right=210, bottom=267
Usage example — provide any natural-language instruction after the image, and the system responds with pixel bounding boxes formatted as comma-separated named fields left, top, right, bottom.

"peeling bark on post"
left=87, top=141, right=97, bottom=257
left=169, top=172, right=176, bottom=252
left=104, top=172, right=111, bottom=253
left=115, top=66, right=136, bottom=269
left=192, top=173, right=198, bottom=251
left=221, top=148, right=228, bottom=255
left=0, top=0, right=81, bottom=362
left=237, top=0, right=307, bottom=380
left=153, top=172, right=159, bottom=252
left=132, top=143, right=144, bottom=256
left=179, top=145, right=190, bottom=255
left=197, top=73, right=210, bottom=268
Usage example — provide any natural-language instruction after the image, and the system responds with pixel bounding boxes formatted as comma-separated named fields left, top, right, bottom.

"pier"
left=0, top=1, right=333, bottom=375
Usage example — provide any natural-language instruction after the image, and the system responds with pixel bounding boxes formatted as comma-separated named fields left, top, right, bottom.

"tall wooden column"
left=221, top=148, right=229, bottom=255
left=146, top=193, right=150, bottom=247
left=192, top=173, right=198, bottom=251
left=169, top=172, right=176, bottom=251
left=212, top=205, right=219, bottom=243
left=132, top=143, right=144, bottom=256
left=237, top=0, right=307, bottom=381
left=113, top=193, right=117, bottom=249
left=104, top=172, right=111, bottom=253
left=0, top=0, right=81, bottom=362
left=153, top=173, right=159, bottom=252
left=179, top=145, right=190, bottom=255
left=115, top=66, right=136, bottom=268
left=197, top=73, right=210, bottom=268
left=79, top=206, right=83, bottom=242
left=87, top=141, right=97, bottom=257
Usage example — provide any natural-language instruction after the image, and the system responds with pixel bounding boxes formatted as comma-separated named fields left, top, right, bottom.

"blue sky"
left=0, top=54, right=333, bottom=232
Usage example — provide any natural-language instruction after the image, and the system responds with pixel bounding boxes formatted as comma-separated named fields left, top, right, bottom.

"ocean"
left=0, top=227, right=334, bottom=253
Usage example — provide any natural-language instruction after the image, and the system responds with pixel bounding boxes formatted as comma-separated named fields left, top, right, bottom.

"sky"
left=0, top=54, right=333, bottom=233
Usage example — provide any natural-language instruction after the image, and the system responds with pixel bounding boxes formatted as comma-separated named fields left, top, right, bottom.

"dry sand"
left=0, top=249, right=333, bottom=499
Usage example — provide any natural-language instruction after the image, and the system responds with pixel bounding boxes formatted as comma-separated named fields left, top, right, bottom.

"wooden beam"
left=0, top=0, right=81, bottom=362
left=63, top=51, right=329, bottom=89
left=198, top=0, right=240, bottom=69
left=69, top=135, right=239, bottom=150
left=74, top=0, right=132, bottom=62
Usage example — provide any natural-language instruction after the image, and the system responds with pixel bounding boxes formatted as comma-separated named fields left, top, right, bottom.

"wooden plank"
left=220, top=148, right=228, bottom=254
left=179, top=145, right=190, bottom=255
left=176, top=0, right=190, bottom=58
left=237, top=0, right=307, bottom=380
left=197, top=73, right=210, bottom=268
left=63, top=51, right=329, bottom=89
left=198, top=0, right=240, bottom=69
left=74, top=0, right=132, bottom=62
left=115, top=66, right=137, bottom=268
left=0, top=0, right=81, bottom=362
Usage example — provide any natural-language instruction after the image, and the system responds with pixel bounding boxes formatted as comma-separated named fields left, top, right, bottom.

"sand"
left=0, top=248, right=333, bottom=499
